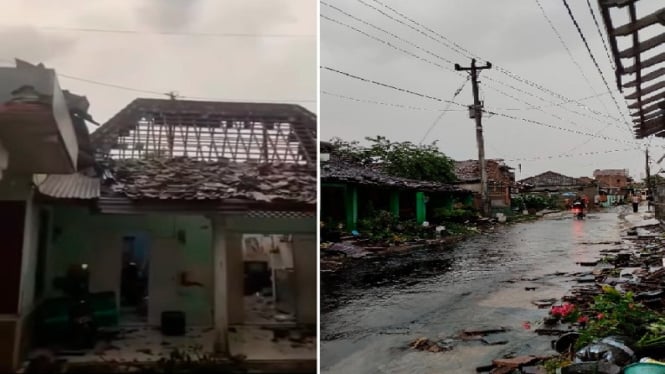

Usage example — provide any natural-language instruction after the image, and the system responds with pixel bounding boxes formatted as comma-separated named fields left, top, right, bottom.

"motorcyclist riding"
left=572, top=197, right=586, bottom=219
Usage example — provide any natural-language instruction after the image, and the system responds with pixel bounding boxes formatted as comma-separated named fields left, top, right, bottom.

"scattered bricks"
left=492, top=355, right=538, bottom=369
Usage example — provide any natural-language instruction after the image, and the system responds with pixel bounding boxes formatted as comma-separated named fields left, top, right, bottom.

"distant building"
left=518, top=171, right=584, bottom=192
left=593, top=169, right=632, bottom=195
left=453, top=159, right=515, bottom=210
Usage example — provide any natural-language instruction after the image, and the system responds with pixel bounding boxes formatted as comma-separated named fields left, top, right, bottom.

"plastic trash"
left=640, top=358, right=665, bottom=365
left=574, top=336, right=635, bottom=367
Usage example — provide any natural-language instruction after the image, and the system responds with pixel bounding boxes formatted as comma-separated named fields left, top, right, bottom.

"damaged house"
left=320, top=142, right=472, bottom=230
left=453, top=159, right=516, bottom=212
left=1, top=61, right=317, bottom=372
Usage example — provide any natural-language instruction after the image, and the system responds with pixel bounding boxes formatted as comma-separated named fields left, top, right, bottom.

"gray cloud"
left=136, top=0, right=204, bottom=30
left=0, top=26, right=78, bottom=62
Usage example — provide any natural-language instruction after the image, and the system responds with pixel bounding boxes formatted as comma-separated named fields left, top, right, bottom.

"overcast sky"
left=0, top=0, right=316, bottom=127
left=321, top=0, right=665, bottom=180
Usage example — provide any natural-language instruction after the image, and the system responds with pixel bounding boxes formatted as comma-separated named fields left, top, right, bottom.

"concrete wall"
left=46, top=206, right=214, bottom=326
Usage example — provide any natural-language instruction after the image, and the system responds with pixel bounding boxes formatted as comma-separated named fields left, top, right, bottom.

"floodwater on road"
left=321, top=210, right=627, bottom=373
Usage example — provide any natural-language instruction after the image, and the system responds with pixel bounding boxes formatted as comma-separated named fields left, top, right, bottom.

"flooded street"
left=321, top=210, right=627, bottom=373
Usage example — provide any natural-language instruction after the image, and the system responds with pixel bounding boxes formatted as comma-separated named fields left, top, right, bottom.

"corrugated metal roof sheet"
left=34, top=173, right=100, bottom=199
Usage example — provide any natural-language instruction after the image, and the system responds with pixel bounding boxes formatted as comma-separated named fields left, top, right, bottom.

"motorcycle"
left=572, top=203, right=585, bottom=220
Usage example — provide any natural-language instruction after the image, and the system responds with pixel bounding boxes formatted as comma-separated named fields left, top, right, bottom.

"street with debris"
left=321, top=205, right=664, bottom=373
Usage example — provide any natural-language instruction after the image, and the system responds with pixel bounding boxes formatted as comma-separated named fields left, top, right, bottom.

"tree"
left=330, top=136, right=457, bottom=183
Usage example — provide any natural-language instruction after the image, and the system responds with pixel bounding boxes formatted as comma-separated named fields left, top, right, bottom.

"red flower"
left=550, top=303, right=576, bottom=318
left=578, top=316, right=589, bottom=324
left=597, top=313, right=605, bottom=320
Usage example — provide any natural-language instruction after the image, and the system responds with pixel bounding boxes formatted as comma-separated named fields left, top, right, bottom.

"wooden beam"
left=631, top=100, right=665, bottom=117
left=623, top=51, right=665, bottom=74
left=613, top=7, right=665, bottom=36
left=629, top=91, right=665, bottom=109
left=633, top=109, right=665, bottom=123
left=625, top=80, right=665, bottom=100
left=623, top=67, right=665, bottom=88
left=618, top=32, right=665, bottom=59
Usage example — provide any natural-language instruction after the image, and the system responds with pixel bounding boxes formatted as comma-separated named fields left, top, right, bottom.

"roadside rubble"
left=473, top=209, right=665, bottom=373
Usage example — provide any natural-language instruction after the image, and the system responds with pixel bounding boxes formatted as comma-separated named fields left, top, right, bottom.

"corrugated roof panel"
left=35, top=173, right=100, bottom=199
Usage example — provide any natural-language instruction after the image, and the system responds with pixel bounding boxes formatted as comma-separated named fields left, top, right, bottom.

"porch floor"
left=228, top=325, right=316, bottom=361
left=53, top=326, right=216, bottom=364
left=28, top=325, right=315, bottom=365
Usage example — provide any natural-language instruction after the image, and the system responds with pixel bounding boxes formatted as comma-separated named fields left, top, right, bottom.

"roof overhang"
left=597, top=1, right=665, bottom=138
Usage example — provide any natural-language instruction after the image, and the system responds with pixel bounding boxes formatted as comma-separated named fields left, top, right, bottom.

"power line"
left=321, top=91, right=467, bottom=112
left=362, top=0, right=625, bottom=124
left=419, top=76, right=469, bottom=144
left=58, top=73, right=166, bottom=96
left=585, top=0, right=616, bottom=71
left=485, top=109, right=640, bottom=146
left=58, top=73, right=315, bottom=103
left=321, top=66, right=458, bottom=104
left=322, top=66, right=640, bottom=146
left=505, top=146, right=641, bottom=162
left=534, top=0, right=619, bottom=133
left=0, top=25, right=315, bottom=38
left=321, top=9, right=616, bottom=133
left=560, top=0, right=633, bottom=134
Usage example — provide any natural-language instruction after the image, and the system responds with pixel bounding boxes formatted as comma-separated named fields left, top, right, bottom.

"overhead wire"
left=534, top=0, right=619, bottom=133
left=0, top=25, right=315, bottom=38
left=560, top=0, right=634, bottom=134
left=321, top=91, right=468, bottom=112
left=322, top=66, right=641, bottom=146
left=585, top=0, right=616, bottom=71
left=321, top=9, right=608, bottom=133
left=505, top=146, right=642, bottom=162
left=362, top=0, right=625, bottom=124
left=57, top=73, right=315, bottom=103
left=419, top=76, right=469, bottom=144
left=330, top=2, right=625, bottom=131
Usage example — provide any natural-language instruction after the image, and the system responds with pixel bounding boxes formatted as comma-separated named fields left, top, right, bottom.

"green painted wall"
left=46, top=206, right=213, bottom=326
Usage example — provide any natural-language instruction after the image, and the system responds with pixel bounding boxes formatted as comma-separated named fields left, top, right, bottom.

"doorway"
left=242, top=234, right=296, bottom=325
left=119, top=233, right=151, bottom=325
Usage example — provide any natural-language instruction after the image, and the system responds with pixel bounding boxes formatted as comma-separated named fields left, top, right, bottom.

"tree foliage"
left=329, top=136, right=457, bottom=182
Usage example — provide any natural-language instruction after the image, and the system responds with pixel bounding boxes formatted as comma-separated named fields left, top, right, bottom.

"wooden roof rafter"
left=598, top=0, right=665, bottom=138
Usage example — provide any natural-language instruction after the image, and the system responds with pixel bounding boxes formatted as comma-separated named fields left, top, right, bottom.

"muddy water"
left=321, top=211, right=624, bottom=373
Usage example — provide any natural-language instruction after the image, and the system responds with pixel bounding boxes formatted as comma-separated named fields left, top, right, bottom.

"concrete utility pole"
left=455, top=59, right=492, bottom=217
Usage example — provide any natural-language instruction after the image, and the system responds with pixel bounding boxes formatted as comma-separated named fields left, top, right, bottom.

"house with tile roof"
left=320, top=142, right=472, bottom=230
left=453, top=159, right=516, bottom=211
left=1, top=68, right=317, bottom=371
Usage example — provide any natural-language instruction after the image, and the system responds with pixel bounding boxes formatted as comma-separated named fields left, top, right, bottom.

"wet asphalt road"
left=321, top=210, right=628, bottom=373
